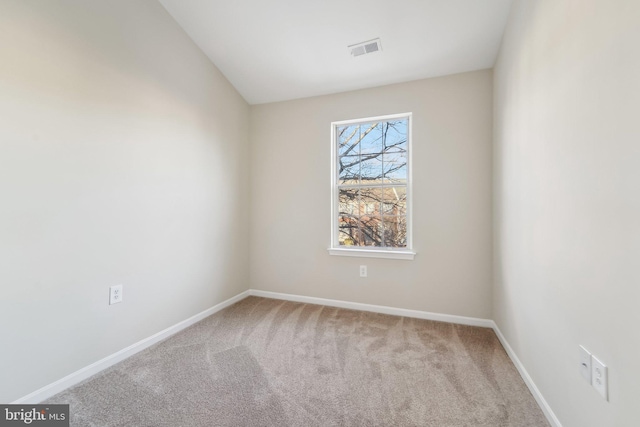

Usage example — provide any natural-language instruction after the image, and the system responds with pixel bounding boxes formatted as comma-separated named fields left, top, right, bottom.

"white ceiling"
left=158, top=0, right=513, bottom=105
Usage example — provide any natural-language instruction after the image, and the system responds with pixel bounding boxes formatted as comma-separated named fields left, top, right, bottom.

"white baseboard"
left=12, top=290, right=251, bottom=404
left=491, top=321, right=563, bottom=427
left=249, top=289, right=494, bottom=328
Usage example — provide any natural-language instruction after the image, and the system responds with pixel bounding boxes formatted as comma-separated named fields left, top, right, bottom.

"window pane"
left=338, top=155, right=360, bottom=185
left=360, top=123, right=382, bottom=155
left=360, top=155, right=383, bottom=183
left=359, top=187, right=382, bottom=216
left=382, top=216, right=407, bottom=247
left=338, top=125, right=360, bottom=156
left=382, top=187, right=406, bottom=216
left=359, top=215, right=382, bottom=247
left=338, top=216, right=383, bottom=247
left=382, top=152, right=407, bottom=184
left=382, top=120, right=407, bottom=153
left=338, top=229, right=356, bottom=246
left=338, top=188, right=359, bottom=215
left=338, top=188, right=384, bottom=247
left=338, top=188, right=359, bottom=246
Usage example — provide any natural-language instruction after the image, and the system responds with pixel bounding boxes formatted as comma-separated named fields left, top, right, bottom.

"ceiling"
left=158, top=0, right=513, bottom=105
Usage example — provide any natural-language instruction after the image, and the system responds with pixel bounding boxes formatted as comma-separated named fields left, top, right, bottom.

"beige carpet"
left=48, top=296, right=549, bottom=426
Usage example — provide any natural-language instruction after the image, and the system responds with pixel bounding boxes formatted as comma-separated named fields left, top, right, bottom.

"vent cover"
left=348, top=38, right=382, bottom=57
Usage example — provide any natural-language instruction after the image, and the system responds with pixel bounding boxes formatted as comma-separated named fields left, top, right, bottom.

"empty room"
left=1, top=0, right=638, bottom=426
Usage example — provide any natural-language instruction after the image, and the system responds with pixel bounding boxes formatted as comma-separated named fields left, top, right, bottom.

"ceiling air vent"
left=349, top=38, right=382, bottom=57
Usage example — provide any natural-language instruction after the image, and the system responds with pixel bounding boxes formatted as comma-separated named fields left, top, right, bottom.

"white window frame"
left=329, top=113, right=415, bottom=260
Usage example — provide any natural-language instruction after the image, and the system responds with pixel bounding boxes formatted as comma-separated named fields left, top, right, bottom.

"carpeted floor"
left=48, top=296, right=549, bottom=426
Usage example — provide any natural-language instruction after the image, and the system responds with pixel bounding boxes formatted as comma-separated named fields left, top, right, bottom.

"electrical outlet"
left=591, top=355, right=608, bottom=401
left=109, top=285, right=123, bottom=305
left=579, top=345, right=592, bottom=383
left=359, top=265, right=367, bottom=277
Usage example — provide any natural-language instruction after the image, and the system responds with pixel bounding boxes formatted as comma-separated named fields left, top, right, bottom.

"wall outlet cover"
left=591, top=355, right=608, bottom=401
left=359, top=265, right=367, bottom=277
left=109, top=285, right=123, bottom=305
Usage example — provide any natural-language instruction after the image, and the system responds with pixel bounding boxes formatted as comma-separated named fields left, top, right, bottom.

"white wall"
left=250, top=70, right=493, bottom=319
left=493, top=1, right=640, bottom=426
left=0, top=0, right=250, bottom=403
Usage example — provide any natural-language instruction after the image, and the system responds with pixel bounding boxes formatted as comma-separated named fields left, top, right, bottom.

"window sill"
left=328, top=247, right=416, bottom=260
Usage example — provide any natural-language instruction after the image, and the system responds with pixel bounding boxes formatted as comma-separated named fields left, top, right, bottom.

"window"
left=329, top=113, right=415, bottom=260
